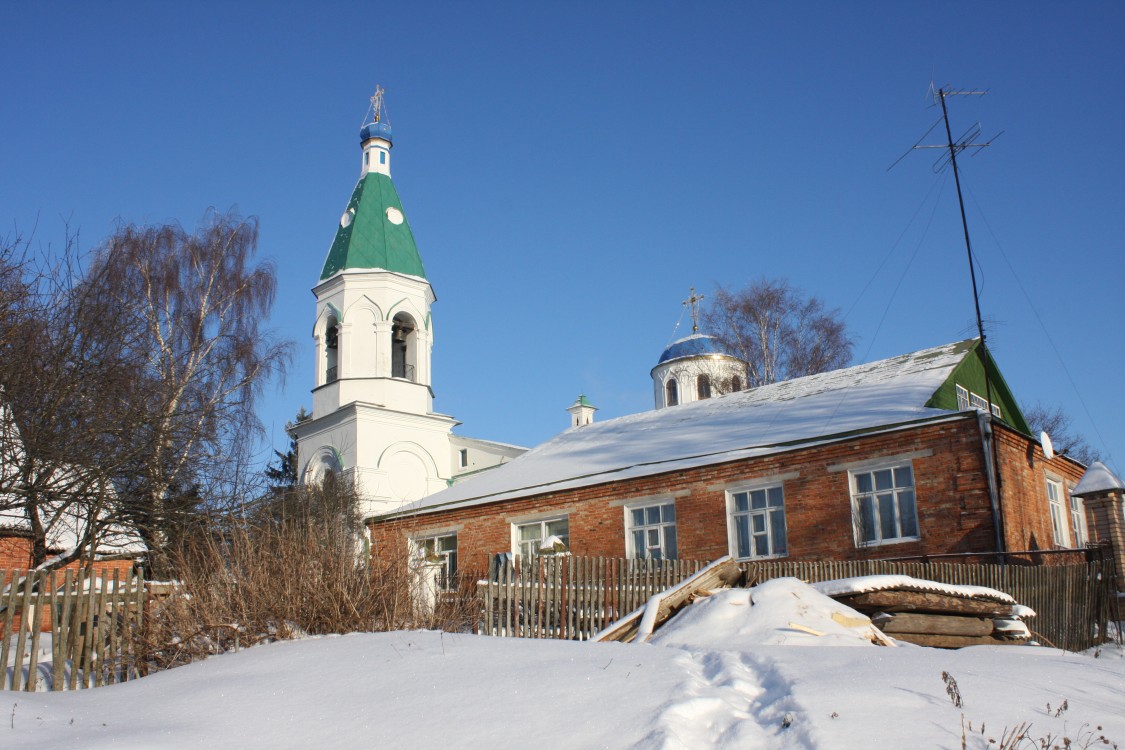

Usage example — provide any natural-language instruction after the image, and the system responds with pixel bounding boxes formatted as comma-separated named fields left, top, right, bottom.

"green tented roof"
left=925, top=339, right=1031, bottom=434
left=320, top=172, right=426, bottom=281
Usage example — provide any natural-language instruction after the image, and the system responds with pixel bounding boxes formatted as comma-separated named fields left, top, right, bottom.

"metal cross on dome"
left=364, top=85, right=389, bottom=126
left=683, top=287, right=705, bottom=334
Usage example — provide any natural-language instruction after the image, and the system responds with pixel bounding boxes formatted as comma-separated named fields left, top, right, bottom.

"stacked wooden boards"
left=815, top=577, right=1034, bottom=649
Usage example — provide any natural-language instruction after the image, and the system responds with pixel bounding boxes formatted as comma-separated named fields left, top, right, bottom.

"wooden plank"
left=11, top=570, right=34, bottom=692
left=874, top=613, right=994, bottom=637
left=107, top=569, right=120, bottom=684
left=94, top=573, right=110, bottom=687
left=57, top=571, right=75, bottom=688
left=26, top=571, right=47, bottom=692
left=80, top=568, right=99, bottom=689
left=0, top=570, right=18, bottom=689
left=889, top=632, right=1026, bottom=649
left=51, top=570, right=65, bottom=691
left=131, top=570, right=146, bottom=680
left=835, top=590, right=1015, bottom=617
left=595, top=557, right=741, bottom=643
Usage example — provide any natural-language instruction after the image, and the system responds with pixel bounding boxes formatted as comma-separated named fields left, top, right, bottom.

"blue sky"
left=3, top=2, right=1122, bottom=475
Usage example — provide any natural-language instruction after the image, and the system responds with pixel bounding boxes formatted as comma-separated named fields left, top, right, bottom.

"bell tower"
left=293, top=88, right=457, bottom=518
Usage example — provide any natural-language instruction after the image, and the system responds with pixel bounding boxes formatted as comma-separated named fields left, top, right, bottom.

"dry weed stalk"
left=136, top=487, right=477, bottom=670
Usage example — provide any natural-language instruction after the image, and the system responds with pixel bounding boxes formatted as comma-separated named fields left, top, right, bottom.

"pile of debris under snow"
left=812, top=575, right=1034, bottom=648
left=594, top=557, right=1036, bottom=649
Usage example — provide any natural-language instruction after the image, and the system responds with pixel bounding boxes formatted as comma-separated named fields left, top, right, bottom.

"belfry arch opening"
left=325, top=314, right=340, bottom=383
left=392, top=313, right=417, bottom=381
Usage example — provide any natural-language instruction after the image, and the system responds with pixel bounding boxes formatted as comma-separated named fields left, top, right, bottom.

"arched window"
left=392, top=313, right=417, bottom=381
left=730, top=375, right=742, bottom=393
left=665, top=378, right=679, bottom=407
left=697, top=374, right=712, bottom=400
left=325, top=314, right=340, bottom=383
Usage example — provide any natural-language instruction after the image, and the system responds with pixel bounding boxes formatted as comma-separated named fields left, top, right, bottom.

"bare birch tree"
left=702, top=279, right=853, bottom=388
left=87, top=211, right=292, bottom=572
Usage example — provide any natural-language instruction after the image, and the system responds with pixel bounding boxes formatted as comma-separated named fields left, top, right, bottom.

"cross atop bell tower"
left=360, top=84, right=393, bottom=177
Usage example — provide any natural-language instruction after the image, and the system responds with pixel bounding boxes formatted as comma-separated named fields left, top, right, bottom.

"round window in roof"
left=340, top=208, right=355, bottom=228
left=386, top=206, right=404, bottom=225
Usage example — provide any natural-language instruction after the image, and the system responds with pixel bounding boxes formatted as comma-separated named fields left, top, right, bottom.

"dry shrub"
left=139, top=478, right=477, bottom=670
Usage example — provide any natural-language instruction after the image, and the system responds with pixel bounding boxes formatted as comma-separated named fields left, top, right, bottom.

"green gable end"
left=926, top=339, right=1031, bottom=434
left=320, top=172, right=426, bottom=281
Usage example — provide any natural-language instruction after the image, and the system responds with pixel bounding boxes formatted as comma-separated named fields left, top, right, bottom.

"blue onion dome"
left=360, top=121, right=393, bottom=144
left=658, top=334, right=738, bottom=364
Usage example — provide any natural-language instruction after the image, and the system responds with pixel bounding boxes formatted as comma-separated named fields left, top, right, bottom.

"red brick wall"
left=1, top=536, right=34, bottom=569
left=370, top=416, right=1079, bottom=574
left=993, top=425, right=1086, bottom=552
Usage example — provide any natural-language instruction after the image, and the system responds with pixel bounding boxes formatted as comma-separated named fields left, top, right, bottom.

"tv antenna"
left=891, top=84, right=1002, bottom=372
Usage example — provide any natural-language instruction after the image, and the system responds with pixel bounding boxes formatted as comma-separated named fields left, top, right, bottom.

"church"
left=296, top=93, right=1116, bottom=584
left=290, top=90, right=524, bottom=521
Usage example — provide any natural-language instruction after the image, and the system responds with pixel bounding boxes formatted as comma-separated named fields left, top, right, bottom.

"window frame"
left=726, top=481, right=788, bottom=561
left=697, top=374, right=711, bottom=400
left=1046, top=476, right=1069, bottom=546
left=1069, top=492, right=1087, bottom=547
left=665, top=378, right=679, bottom=407
left=624, top=499, right=678, bottom=560
left=412, top=532, right=458, bottom=592
left=512, top=516, right=570, bottom=559
left=849, top=462, right=920, bottom=547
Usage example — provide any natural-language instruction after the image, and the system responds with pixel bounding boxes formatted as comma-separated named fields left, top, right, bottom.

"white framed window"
left=963, top=387, right=1002, bottom=418
left=1070, top=494, right=1087, bottom=547
left=851, top=464, right=919, bottom=546
left=626, top=501, right=677, bottom=560
left=956, top=384, right=970, bottom=411
left=1046, top=477, right=1068, bottom=546
left=414, top=533, right=458, bottom=591
left=514, top=516, right=569, bottom=558
left=728, top=483, right=787, bottom=559
left=458, top=448, right=468, bottom=468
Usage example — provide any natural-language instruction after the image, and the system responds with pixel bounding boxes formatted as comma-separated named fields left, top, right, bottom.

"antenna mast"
left=905, top=85, right=1003, bottom=407
left=938, top=87, right=988, bottom=350
left=902, top=84, right=1007, bottom=554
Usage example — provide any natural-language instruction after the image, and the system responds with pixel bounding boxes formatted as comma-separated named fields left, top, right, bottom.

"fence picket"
left=0, top=571, right=18, bottom=688
left=26, top=571, right=47, bottom=692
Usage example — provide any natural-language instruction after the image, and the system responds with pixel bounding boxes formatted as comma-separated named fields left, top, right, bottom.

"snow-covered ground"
left=4, top=579, right=1123, bottom=749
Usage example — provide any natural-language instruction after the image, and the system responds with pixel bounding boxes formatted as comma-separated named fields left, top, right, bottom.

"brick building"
left=369, top=339, right=1089, bottom=581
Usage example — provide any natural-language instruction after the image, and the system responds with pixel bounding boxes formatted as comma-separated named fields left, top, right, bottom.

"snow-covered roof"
left=1072, top=461, right=1125, bottom=497
left=387, top=339, right=976, bottom=518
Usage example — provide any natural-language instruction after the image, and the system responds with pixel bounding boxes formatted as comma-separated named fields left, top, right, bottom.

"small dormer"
left=567, top=394, right=598, bottom=428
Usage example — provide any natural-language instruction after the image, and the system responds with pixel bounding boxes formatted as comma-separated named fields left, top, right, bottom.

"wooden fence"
left=743, top=557, right=1120, bottom=653
left=478, top=556, right=707, bottom=640
left=479, top=556, right=1120, bottom=652
left=2, top=568, right=146, bottom=692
